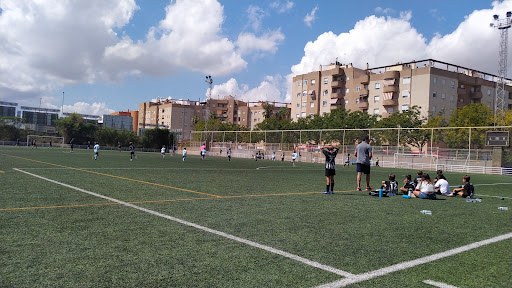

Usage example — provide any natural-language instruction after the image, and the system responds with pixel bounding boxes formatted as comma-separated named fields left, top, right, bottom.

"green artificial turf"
left=0, top=146, right=511, bottom=287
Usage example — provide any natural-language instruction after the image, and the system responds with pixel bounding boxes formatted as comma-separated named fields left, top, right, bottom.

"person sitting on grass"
left=370, top=173, right=398, bottom=196
left=400, top=174, right=416, bottom=196
left=448, top=175, right=474, bottom=198
left=413, top=170, right=423, bottom=186
left=412, top=173, right=436, bottom=199
left=434, top=174, right=450, bottom=196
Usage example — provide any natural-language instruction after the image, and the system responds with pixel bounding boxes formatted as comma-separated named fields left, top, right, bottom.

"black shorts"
left=130, top=151, right=135, bottom=155
left=325, top=169, right=336, bottom=176
left=95, top=152, right=99, bottom=155
left=356, top=163, right=370, bottom=174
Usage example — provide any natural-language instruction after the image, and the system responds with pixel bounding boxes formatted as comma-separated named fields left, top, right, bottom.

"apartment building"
left=291, top=59, right=512, bottom=121
left=109, top=110, right=138, bottom=132
left=138, top=96, right=290, bottom=139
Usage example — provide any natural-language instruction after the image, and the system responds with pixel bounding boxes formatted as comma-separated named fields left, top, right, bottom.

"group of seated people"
left=374, top=170, right=475, bottom=200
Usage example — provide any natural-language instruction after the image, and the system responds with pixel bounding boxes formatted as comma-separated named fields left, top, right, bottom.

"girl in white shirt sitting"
left=413, top=173, right=436, bottom=199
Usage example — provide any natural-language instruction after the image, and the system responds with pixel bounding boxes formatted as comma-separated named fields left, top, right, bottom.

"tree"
left=275, top=107, right=290, bottom=120
left=445, top=103, right=493, bottom=148
left=141, top=127, right=171, bottom=149
left=262, top=102, right=275, bottom=119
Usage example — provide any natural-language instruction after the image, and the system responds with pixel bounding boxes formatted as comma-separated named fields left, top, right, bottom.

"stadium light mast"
left=490, top=11, right=512, bottom=125
left=204, top=75, right=213, bottom=143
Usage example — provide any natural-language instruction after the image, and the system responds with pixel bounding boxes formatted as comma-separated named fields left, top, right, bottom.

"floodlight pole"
left=204, top=75, right=213, bottom=146
left=490, top=12, right=512, bottom=125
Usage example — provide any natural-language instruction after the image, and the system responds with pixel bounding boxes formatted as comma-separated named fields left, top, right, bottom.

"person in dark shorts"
left=321, top=144, right=339, bottom=194
left=129, top=142, right=136, bottom=161
left=355, top=136, right=373, bottom=191
left=69, top=138, right=74, bottom=153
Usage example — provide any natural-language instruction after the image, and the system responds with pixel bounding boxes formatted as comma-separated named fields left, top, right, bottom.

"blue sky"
left=1, top=0, right=511, bottom=116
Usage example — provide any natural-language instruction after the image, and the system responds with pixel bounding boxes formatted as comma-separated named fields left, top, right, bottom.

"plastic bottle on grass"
left=498, top=207, right=508, bottom=211
left=379, top=188, right=383, bottom=198
left=420, top=210, right=432, bottom=215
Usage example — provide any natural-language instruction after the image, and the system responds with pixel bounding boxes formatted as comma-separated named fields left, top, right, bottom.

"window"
left=402, top=90, right=410, bottom=98
left=441, top=93, right=446, bottom=99
left=356, top=98, right=360, bottom=104
left=323, top=77, right=329, bottom=84
left=297, top=81, right=301, bottom=86
left=345, top=100, right=349, bottom=104
left=374, top=96, right=380, bottom=103
left=401, top=104, right=409, bottom=111
left=296, top=114, right=299, bottom=119
left=345, top=88, right=350, bottom=93
left=403, top=77, right=411, bottom=84
left=433, top=77, right=437, bottom=84
left=433, top=92, right=437, bottom=98
left=322, top=101, right=327, bottom=107
left=450, top=95, right=454, bottom=102
left=432, top=106, right=436, bottom=112
left=323, top=90, right=329, bottom=96
left=442, top=79, right=446, bottom=86
left=386, top=107, right=394, bottom=113
left=451, top=81, right=455, bottom=88
left=375, top=82, right=381, bottom=89
left=310, top=102, right=314, bottom=108
left=346, top=76, right=350, bottom=81
left=311, top=79, right=316, bottom=85
left=488, top=89, right=491, bottom=96
left=301, top=112, right=306, bottom=118
left=373, top=109, right=380, bottom=115
left=296, top=103, right=300, bottom=107
left=303, top=90, right=307, bottom=96
left=243, top=118, right=245, bottom=121
left=297, top=93, right=301, bottom=98
left=356, top=86, right=361, bottom=92
left=309, top=113, right=314, bottom=117
left=303, top=80, right=308, bottom=86
left=302, top=102, right=306, bottom=107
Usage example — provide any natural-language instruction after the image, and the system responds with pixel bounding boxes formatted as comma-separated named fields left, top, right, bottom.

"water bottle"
left=498, top=207, right=509, bottom=211
left=402, top=195, right=410, bottom=199
left=420, top=210, right=432, bottom=215
left=379, top=188, right=383, bottom=198
left=475, top=198, right=482, bottom=202
left=466, top=197, right=475, bottom=203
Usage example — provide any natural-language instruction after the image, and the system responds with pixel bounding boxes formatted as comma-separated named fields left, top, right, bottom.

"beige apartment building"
left=291, top=59, right=512, bottom=121
left=138, top=96, right=291, bottom=139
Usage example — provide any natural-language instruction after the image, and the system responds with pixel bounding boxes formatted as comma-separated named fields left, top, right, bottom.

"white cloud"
left=63, top=102, right=115, bottom=116
left=270, top=0, right=294, bottom=14
left=210, top=75, right=284, bottom=103
left=304, top=6, right=318, bottom=27
left=375, top=7, right=394, bottom=15
left=246, top=5, right=266, bottom=31
left=0, top=0, right=286, bottom=116
left=236, top=30, right=285, bottom=56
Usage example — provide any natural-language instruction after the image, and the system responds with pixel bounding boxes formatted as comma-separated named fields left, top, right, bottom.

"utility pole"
left=490, top=11, right=512, bottom=125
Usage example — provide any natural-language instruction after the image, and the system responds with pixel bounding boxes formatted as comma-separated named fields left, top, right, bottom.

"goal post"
left=26, top=135, right=65, bottom=148
left=393, top=152, right=439, bottom=171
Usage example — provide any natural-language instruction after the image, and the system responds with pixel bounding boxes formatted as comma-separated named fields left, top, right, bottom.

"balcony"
left=359, top=74, right=370, bottom=84
left=331, top=67, right=343, bottom=75
left=382, top=70, right=399, bottom=79
left=359, top=101, right=369, bottom=109
left=383, top=99, right=398, bottom=106
left=331, top=92, right=342, bottom=98
left=359, top=88, right=369, bottom=96
left=470, top=91, right=483, bottom=99
left=383, top=85, right=399, bottom=93
left=331, top=81, right=342, bottom=87
left=457, top=87, right=466, bottom=95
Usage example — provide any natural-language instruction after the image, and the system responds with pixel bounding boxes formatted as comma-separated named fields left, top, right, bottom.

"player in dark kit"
left=322, top=144, right=339, bottom=194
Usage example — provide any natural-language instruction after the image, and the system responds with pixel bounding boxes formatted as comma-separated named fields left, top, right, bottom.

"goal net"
left=27, top=135, right=65, bottom=148
left=393, top=153, right=439, bottom=171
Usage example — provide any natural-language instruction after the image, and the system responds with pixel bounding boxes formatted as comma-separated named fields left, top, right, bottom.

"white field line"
left=475, top=194, right=512, bottom=200
left=315, top=232, right=512, bottom=288
left=423, top=279, right=459, bottom=288
left=13, top=168, right=354, bottom=278
left=20, top=167, right=324, bottom=171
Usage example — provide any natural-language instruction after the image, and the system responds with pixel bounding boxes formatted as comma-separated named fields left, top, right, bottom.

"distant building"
left=103, top=114, right=133, bottom=131
left=21, top=106, right=60, bottom=133
left=0, top=101, right=17, bottom=117
left=110, top=110, right=138, bottom=132
left=291, top=59, right=512, bottom=121
left=138, top=97, right=291, bottom=139
left=63, top=112, right=101, bottom=124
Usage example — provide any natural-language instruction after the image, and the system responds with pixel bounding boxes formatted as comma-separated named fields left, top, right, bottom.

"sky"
left=1, top=0, right=512, bottom=116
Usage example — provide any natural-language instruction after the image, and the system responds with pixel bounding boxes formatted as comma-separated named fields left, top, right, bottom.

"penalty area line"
left=13, top=168, right=354, bottom=278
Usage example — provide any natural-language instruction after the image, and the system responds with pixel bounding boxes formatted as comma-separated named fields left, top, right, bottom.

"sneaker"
left=357, top=187, right=362, bottom=191
left=323, top=191, right=329, bottom=194
left=329, top=191, right=334, bottom=194
left=366, top=187, right=372, bottom=191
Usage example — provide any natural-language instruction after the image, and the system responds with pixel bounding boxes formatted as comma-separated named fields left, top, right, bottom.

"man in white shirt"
left=434, top=174, right=450, bottom=196
left=93, top=142, right=100, bottom=160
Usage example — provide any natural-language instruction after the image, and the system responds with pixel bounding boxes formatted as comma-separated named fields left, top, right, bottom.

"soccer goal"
left=27, top=135, right=65, bottom=148
left=393, top=152, right=438, bottom=171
